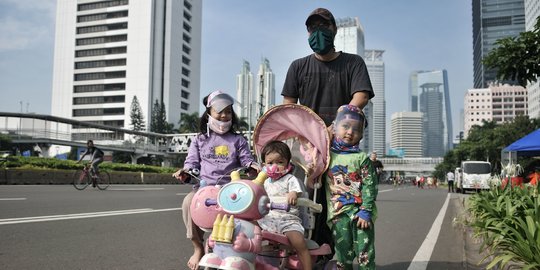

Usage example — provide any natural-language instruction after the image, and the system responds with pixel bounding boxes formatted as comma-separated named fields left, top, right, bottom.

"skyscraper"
left=410, top=70, right=453, bottom=157
left=51, top=0, right=201, bottom=137
left=364, top=50, right=386, bottom=155
left=472, top=0, right=525, bottom=88
left=255, top=58, right=275, bottom=120
left=525, top=0, right=540, bottom=119
left=236, top=60, right=254, bottom=126
left=390, top=112, right=423, bottom=158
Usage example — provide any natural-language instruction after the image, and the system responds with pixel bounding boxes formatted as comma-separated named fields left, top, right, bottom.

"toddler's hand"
left=287, top=192, right=298, bottom=205
left=354, top=216, right=371, bottom=229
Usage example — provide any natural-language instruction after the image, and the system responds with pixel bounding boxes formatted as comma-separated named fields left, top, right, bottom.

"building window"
left=183, top=22, right=191, bottom=33
left=73, top=95, right=125, bottom=105
left=74, top=71, right=126, bottom=81
left=182, top=67, right=190, bottom=76
left=73, top=107, right=125, bottom=117
left=76, top=35, right=127, bottom=46
left=183, top=11, right=192, bottom=21
left=75, top=59, right=126, bottom=69
left=73, top=120, right=125, bottom=129
left=78, top=0, right=129, bottom=11
left=182, top=33, right=191, bottom=44
left=75, top=46, right=127, bottom=58
left=77, top=10, right=128, bottom=23
left=77, top=22, right=128, bottom=34
left=74, top=83, right=125, bottom=93
left=184, top=0, right=192, bottom=11
left=182, top=56, right=190, bottom=65
left=182, top=45, right=191, bottom=55
left=181, top=79, right=190, bottom=88
left=181, top=90, right=189, bottom=99
left=181, top=102, right=189, bottom=110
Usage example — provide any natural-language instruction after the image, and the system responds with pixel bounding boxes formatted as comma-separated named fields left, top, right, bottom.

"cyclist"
left=77, top=140, right=104, bottom=180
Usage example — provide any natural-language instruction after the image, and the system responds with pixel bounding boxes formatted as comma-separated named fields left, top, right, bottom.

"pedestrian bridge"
left=379, top=157, right=443, bottom=173
left=0, top=112, right=228, bottom=162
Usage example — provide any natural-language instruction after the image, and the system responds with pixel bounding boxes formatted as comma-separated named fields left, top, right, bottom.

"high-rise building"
left=410, top=70, right=453, bottom=157
left=390, top=112, right=423, bottom=158
left=464, top=84, right=528, bottom=136
left=236, top=60, right=254, bottom=126
left=51, top=0, right=201, bottom=138
left=364, top=50, right=386, bottom=155
left=472, top=0, right=525, bottom=88
left=525, top=0, right=540, bottom=119
left=255, top=58, right=275, bottom=121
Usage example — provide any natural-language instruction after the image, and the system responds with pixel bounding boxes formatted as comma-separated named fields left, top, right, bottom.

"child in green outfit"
left=325, top=105, right=377, bottom=270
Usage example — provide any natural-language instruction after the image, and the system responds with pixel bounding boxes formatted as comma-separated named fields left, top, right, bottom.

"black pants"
left=312, top=183, right=335, bottom=261
left=448, top=180, right=454, bottom=192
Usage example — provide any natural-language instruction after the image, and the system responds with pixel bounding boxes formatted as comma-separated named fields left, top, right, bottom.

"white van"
left=456, top=161, right=492, bottom=193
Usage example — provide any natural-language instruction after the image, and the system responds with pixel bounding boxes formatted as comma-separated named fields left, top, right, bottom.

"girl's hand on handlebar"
left=172, top=169, right=187, bottom=182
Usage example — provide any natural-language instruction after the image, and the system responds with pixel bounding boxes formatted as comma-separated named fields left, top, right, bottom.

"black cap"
left=305, top=8, right=337, bottom=28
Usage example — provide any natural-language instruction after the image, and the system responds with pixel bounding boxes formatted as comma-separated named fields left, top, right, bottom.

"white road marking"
left=407, top=193, right=451, bottom=270
left=0, top=198, right=27, bottom=201
left=0, top=207, right=182, bottom=225
left=176, top=193, right=189, bottom=196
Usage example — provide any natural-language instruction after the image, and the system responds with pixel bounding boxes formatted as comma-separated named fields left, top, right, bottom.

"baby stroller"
left=189, top=104, right=333, bottom=270
left=252, top=104, right=333, bottom=269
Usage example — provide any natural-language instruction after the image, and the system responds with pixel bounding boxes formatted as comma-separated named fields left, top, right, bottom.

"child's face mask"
left=208, top=114, right=232, bottom=134
left=264, top=163, right=292, bottom=180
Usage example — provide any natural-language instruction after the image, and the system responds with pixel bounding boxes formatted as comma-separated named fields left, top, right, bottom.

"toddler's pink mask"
left=264, top=163, right=293, bottom=180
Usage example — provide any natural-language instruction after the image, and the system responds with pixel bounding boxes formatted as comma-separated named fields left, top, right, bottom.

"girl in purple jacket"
left=173, top=90, right=258, bottom=270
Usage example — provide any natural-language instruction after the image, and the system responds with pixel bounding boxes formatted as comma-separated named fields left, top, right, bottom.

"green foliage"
left=0, top=134, right=12, bottom=151
left=466, top=185, right=540, bottom=269
left=150, top=100, right=175, bottom=134
left=129, top=95, right=146, bottom=132
left=3, top=156, right=176, bottom=174
left=178, top=112, right=200, bottom=133
left=435, top=116, right=540, bottom=178
left=483, top=17, right=540, bottom=87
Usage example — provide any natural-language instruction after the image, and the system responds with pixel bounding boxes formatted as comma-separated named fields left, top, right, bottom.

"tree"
left=129, top=96, right=146, bottom=132
left=150, top=100, right=175, bottom=135
left=483, top=17, right=540, bottom=87
left=434, top=116, right=540, bottom=179
left=178, top=112, right=200, bottom=133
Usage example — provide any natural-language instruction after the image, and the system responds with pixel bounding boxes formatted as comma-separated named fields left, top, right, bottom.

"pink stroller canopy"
left=253, top=104, right=330, bottom=188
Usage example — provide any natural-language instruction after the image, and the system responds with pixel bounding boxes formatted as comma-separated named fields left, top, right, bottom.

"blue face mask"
left=308, top=28, right=334, bottom=55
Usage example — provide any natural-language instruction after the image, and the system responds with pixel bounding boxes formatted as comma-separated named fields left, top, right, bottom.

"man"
left=370, top=152, right=383, bottom=198
left=281, top=8, right=375, bottom=264
left=282, top=8, right=374, bottom=125
left=77, top=140, right=104, bottom=184
left=446, top=170, right=455, bottom=193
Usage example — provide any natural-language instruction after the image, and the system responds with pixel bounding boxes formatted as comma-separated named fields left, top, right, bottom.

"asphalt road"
left=0, top=184, right=470, bottom=270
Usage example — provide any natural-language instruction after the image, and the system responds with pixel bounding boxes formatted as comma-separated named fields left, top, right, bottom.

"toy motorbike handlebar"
left=172, top=168, right=201, bottom=183
left=270, top=197, right=323, bottom=213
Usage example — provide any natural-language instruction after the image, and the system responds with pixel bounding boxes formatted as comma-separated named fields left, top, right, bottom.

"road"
left=0, top=184, right=470, bottom=270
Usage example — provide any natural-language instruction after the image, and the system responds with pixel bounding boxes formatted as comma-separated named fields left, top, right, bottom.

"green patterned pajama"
left=331, top=212, right=375, bottom=270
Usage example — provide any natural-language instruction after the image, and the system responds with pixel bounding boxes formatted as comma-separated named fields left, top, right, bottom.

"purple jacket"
left=184, top=132, right=254, bottom=185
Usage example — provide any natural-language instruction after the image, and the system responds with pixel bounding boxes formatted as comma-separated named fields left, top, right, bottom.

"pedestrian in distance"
left=447, top=170, right=455, bottom=193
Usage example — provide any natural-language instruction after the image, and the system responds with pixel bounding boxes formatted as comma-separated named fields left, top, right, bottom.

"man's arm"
left=350, top=91, right=370, bottom=110
left=283, top=96, right=298, bottom=104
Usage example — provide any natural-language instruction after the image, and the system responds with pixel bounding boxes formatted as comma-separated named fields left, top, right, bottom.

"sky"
left=0, top=0, right=473, bottom=141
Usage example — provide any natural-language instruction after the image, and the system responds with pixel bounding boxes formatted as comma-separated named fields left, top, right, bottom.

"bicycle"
left=73, top=163, right=110, bottom=190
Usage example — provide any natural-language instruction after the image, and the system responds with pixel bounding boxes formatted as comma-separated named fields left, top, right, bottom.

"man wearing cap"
left=282, top=7, right=374, bottom=125
left=281, top=8, right=375, bottom=265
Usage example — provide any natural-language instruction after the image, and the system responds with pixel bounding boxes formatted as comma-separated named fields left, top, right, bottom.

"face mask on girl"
left=207, top=114, right=232, bottom=134
left=308, top=28, right=334, bottom=55
left=264, top=163, right=292, bottom=180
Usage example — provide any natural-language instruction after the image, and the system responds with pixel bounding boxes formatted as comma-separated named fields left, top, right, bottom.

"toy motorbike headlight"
left=217, top=182, right=255, bottom=214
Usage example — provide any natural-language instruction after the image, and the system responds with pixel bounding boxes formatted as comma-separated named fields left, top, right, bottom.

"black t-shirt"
left=281, top=52, right=374, bottom=125
left=84, top=147, right=104, bottom=159
left=372, top=159, right=383, bottom=175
